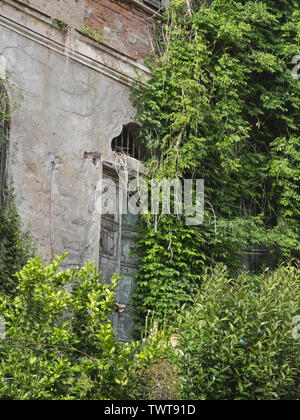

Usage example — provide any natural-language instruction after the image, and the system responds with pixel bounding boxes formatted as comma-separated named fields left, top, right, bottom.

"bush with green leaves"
left=0, top=189, right=34, bottom=297
left=174, top=264, right=300, bottom=400
left=0, top=255, right=137, bottom=400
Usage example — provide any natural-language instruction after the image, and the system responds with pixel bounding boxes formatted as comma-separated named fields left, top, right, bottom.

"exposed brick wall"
left=22, top=0, right=90, bottom=27
left=21, top=0, right=155, bottom=63
left=85, top=0, right=154, bottom=62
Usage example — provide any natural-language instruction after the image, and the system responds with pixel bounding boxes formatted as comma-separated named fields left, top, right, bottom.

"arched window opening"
left=111, top=123, right=147, bottom=161
left=0, top=83, right=9, bottom=206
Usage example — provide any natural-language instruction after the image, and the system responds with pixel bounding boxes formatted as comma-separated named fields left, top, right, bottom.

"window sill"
left=127, top=0, right=164, bottom=18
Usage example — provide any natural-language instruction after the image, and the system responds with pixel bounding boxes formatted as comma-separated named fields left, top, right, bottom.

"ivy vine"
left=131, top=0, right=300, bottom=334
left=0, top=78, right=33, bottom=297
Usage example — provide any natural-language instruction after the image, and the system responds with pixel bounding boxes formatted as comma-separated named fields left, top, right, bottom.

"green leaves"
left=175, top=264, right=300, bottom=400
left=131, top=0, right=300, bottom=336
left=0, top=188, right=34, bottom=298
left=132, top=217, right=206, bottom=335
left=0, top=256, right=135, bottom=400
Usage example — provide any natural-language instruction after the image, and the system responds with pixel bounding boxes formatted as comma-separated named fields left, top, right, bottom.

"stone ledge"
left=0, top=0, right=151, bottom=87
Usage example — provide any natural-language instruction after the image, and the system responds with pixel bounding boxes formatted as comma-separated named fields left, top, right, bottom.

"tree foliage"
left=0, top=255, right=137, bottom=400
left=131, top=0, right=300, bottom=332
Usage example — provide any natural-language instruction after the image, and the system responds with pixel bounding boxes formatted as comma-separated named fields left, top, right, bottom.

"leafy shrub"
left=175, top=264, right=300, bottom=400
left=0, top=255, right=136, bottom=400
left=130, top=321, right=179, bottom=400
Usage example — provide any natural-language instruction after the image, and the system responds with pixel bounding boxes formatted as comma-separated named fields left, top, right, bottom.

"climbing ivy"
left=0, top=187, right=34, bottom=298
left=131, top=0, right=300, bottom=334
left=0, top=79, right=33, bottom=297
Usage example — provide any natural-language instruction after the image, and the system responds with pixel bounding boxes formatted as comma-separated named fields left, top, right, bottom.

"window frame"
left=142, top=0, right=163, bottom=11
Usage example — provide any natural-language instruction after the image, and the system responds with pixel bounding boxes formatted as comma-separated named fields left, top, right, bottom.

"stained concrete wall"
left=22, top=0, right=157, bottom=63
left=0, top=0, right=149, bottom=268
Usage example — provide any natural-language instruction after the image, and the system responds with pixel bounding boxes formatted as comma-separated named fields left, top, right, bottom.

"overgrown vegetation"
left=130, top=320, right=180, bottom=400
left=0, top=0, right=299, bottom=401
left=175, top=264, right=300, bottom=400
left=0, top=188, right=34, bottom=297
left=51, top=18, right=106, bottom=45
left=51, top=18, right=70, bottom=32
left=0, top=256, right=178, bottom=400
left=131, top=0, right=300, bottom=333
left=77, top=26, right=107, bottom=45
left=0, top=79, right=33, bottom=297
left=0, top=258, right=298, bottom=400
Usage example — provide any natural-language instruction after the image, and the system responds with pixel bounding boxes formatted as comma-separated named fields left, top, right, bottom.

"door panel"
left=99, top=166, right=139, bottom=341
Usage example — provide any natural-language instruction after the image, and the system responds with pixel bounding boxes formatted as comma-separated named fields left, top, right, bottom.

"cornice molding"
left=0, top=0, right=151, bottom=87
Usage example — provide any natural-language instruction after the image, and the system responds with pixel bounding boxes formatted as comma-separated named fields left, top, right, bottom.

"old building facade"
left=0, top=0, right=164, bottom=339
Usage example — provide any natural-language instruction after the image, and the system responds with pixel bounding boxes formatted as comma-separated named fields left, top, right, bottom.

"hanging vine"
left=0, top=77, right=33, bottom=297
left=0, top=82, right=9, bottom=206
left=131, top=0, right=300, bottom=335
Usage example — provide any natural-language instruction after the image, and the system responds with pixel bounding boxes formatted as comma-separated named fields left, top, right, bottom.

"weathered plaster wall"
left=0, top=0, right=147, bottom=268
left=23, top=0, right=91, bottom=28
left=22, top=0, right=156, bottom=63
